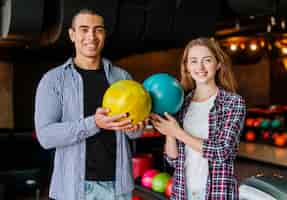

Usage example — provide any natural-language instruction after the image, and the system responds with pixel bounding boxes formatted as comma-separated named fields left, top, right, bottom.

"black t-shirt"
left=75, top=65, right=116, bottom=181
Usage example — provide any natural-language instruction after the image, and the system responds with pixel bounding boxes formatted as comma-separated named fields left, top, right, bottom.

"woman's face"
left=186, top=45, right=220, bottom=86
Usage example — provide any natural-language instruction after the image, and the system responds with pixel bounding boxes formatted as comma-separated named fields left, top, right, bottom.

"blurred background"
left=0, top=0, right=287, bottom=199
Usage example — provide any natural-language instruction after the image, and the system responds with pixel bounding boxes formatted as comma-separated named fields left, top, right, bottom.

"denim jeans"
left=85, top=181, right=132, bottom=200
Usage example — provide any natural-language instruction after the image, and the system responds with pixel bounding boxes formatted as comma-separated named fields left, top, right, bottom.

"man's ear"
left=68, top=28, right=74, bottom=43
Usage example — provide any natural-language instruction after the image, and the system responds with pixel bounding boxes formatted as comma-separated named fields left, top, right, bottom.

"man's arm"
left=34, top=74, right=100, bottom=149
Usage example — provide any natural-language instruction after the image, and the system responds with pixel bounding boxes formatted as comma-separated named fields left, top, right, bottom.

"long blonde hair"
left=180, top=37, right=237, bottom=93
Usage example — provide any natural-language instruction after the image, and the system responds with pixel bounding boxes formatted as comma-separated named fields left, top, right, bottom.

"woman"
left=151, top=37, right=246, bottom=200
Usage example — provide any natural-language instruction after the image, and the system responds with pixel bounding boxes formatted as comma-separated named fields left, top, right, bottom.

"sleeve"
left=125, top=130, right=143, bottom=139
left=164, top=153, right=178, bottom=168
left=34, top=73, right=100, bottom=150
left=202, top=96, right=246, bottom=163
left=163, top=139, right=184, bottom=168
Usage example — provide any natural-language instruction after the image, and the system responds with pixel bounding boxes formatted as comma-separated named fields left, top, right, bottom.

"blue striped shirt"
left=35, top=58, right=140, bottom=200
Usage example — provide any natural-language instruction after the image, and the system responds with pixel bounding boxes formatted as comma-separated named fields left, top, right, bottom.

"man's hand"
left=122, top=118, right=149, bottom=133
left=95, top=108, right=132, bottom=131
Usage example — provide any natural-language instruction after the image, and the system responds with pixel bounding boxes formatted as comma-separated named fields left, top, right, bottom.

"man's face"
left=69, top=13, right=106, bottom=59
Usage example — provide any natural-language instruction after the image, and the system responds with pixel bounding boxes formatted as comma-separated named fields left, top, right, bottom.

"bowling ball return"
left=239, top=175, right=287, bottom=200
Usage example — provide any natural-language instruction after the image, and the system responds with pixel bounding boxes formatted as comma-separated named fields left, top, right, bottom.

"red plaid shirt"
left=165, top=88, right=246, bottom=200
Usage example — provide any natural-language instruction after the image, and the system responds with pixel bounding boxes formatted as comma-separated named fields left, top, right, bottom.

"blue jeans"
left=85, top=181, right=132, bottom=200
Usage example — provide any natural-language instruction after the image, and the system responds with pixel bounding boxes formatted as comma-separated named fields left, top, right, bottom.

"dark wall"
left=270, top=57, right=287, bottom=104
left=12, top=48, right=69, bottom=129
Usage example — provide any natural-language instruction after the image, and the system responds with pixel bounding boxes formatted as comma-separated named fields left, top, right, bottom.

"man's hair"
left=71, top=9, right=105, bottom=28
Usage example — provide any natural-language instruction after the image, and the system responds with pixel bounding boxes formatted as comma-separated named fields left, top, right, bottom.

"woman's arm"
left=201, top=96, right=246, bottom=163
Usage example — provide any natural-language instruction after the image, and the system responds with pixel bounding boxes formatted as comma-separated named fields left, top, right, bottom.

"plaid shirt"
left=166, top=88, right=246, bottom=200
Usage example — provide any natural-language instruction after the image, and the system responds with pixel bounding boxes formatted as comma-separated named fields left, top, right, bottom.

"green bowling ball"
left=260, top=119, right=270, bottom=129
left=271, top=119, right=281, bottom=129
left=152, top=172, right=171, bottom=193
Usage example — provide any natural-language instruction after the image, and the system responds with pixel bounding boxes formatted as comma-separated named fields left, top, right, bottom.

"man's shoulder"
left=102, top=57, right=131, bottom=79
left=40, top=59, right=72, bottom=84
left=102, top=58, right=126, bottom=71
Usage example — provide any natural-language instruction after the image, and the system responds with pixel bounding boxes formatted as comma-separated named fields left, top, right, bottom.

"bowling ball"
left=132, top=196, right=141, bottom=200
left=132, top=154, right=154, bottom=179
left=245, top=118, right=255, bottom=127
left=141, top=169, right=159, bottom=189
left=152, top=172, right=171, bottom=193
left=271, top=119, right=281, bottom=129
left=260, top=119, right=270, bottom=129
left=273, top=134, right=287, bottom=147
left=261, top=131, right=271, bottom=141
left=102, top=80, right=151, bottom=124
left=143, top=73, right=184, bottom=115
left=165, top=178, right=173, bottom=197
left=245, top=130, right=256, bottom=142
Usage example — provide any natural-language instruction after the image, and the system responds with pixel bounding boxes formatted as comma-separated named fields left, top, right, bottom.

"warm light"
left=281, top=47, right=287, bottom=55
left=268, top=43, right=272, bottom=51
left=271, top=16, right=276, bottom=26
left=235, top=19, right=240, bottom=30
left=230, top=44, right=238, bottom=51
left=267, top=24, right=272, bottom=32
left=282, top=57, right=287, bottom=71
left=281, top=20, right=286, bottom=30
left=260, top=40, right=265, bottom=48
left=249, top=43, right=258, bottom=51
left=239, top=43, right=246, bottom=50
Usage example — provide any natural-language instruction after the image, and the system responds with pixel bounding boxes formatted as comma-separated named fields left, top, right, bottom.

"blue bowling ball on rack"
left=143, top=73, right=184, bottom=115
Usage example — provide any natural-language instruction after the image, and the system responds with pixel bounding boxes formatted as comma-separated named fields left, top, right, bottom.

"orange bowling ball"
left=102, top=80, right=151, bottom=124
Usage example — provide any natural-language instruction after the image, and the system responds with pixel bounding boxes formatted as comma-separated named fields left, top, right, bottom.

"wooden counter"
left=238, top=142, right=287, bottom=167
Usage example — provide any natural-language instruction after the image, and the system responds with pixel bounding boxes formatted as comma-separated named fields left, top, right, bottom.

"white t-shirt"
left=183, top=94, right=216, bottom=200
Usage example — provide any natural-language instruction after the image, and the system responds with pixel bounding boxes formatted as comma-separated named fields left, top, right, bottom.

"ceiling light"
left=230, top=44, right=238, bottom=52
left=249, top=43, right=258, bottom=51
left=281, top=20, right=286, bottom=30
left=271, top=16, right=276, bottom=26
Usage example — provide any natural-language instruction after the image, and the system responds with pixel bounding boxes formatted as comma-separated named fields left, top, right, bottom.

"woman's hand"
left=150, top=112, right=182, bottom=137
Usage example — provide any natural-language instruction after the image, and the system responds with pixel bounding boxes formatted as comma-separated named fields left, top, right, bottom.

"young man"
left=35, top=9, right=144, bottom=200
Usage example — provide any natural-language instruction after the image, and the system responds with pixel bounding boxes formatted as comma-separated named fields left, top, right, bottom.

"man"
left=35, top=9, right=144, bottom=200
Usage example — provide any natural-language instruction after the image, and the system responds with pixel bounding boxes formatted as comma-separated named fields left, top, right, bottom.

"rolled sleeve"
left=164, top=153, right=178, bottom=168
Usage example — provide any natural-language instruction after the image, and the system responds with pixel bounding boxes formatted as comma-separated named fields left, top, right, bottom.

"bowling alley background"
left=1, top=0, right=287, bottom=199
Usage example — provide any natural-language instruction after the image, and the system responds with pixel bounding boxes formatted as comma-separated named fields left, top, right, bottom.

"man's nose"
left=87, top=30, right=96, bottom=39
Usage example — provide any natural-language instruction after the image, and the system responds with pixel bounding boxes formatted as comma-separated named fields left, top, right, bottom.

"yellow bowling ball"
left=102, top=80, right=151, bottom=124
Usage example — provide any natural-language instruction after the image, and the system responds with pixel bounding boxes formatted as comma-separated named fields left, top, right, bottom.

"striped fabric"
left=35, top=58, right=140, bottom=200
left=165, top=88, right=246, bottom=200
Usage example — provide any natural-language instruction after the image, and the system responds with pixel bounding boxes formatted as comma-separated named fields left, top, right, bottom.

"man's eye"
left=95, top=28, right=105, bottom=33
left=80, top=28, right=88, bottom=33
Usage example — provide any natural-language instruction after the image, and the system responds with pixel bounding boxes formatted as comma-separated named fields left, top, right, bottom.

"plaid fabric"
left=165, top=88, right=246, bottom=200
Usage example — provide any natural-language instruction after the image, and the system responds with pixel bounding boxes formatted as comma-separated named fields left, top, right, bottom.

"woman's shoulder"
left=218, top=88, right=245, bottom=107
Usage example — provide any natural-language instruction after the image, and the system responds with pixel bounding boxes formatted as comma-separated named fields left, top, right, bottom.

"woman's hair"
left=180, top=37, right=237, bottom=93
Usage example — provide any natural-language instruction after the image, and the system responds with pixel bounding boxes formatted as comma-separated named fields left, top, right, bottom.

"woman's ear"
left=217, top=62, right=223, bottom=70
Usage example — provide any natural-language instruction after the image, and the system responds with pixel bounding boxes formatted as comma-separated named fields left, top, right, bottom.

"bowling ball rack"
left=134, top=178, right=168, bottom=200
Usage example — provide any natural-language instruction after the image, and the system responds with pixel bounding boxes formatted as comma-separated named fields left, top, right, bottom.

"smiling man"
left=35, top=9, right=144, bottom=200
